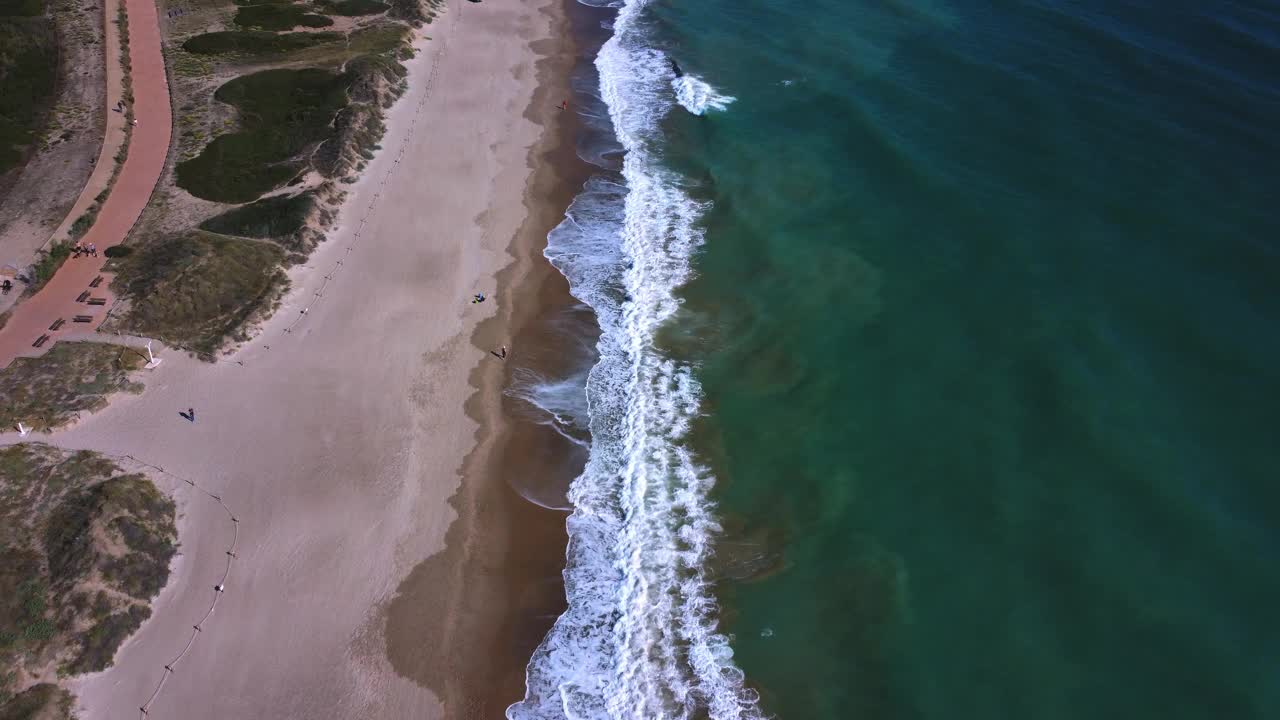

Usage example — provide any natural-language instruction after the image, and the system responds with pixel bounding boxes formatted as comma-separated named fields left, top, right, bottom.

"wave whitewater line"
left=507, top=0, right=762, bottom=719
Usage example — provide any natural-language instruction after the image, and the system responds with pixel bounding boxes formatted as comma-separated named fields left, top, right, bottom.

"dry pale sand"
left=2, top=0, right=563, bottom=716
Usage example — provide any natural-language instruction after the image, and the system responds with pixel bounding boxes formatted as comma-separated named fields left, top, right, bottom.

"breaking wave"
left=507, top=0, right=759, bottom=718
left=673, top=74, right=737, bottom=115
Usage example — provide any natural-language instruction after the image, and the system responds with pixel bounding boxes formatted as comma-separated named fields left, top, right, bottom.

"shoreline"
left=383, top=0, right=594, bottom=713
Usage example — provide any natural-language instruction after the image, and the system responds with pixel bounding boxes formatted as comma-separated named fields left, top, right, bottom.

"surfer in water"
left=670, top=58, right=683, bottom=78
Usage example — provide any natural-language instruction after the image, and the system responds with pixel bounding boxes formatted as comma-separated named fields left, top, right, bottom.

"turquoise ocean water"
left=510, top=1, right=1280, bottom=718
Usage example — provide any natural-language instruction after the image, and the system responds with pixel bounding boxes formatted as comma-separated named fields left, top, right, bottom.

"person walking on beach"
left=560, top=99, right=568, bottom=110
left=472, top=292, right=486, bottom=304
left=500, top=345, right=508, bottom=359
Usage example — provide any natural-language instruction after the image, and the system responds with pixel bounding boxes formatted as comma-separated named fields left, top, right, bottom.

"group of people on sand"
left=72, top=241, right=97, bottom=258
left=470, top=292, right=510, bottom=361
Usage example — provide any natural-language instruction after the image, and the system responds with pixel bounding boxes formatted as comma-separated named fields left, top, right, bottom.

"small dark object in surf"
left=670, top=59, right=683, bottom=77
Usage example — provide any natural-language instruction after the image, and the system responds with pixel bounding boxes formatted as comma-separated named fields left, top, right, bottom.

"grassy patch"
left=285, top=22, right=408, bottom=67
left=200, top=191, right=314, bottom=239
left=175, top=68, right=351, bottom=203
left=0, top=0, right=44, bottom=15
left=0, top=342, right=145, bottom=431
left=0, top=11, right=58, bottom=176
left=116, top=232, right=287, bottom=357
left=28, top=241, right=70, bottom=293
left=0, top=445, right=176, bottom=703
left=182, top=29, right=341, bottom=56
left=233, top=3, right=334, bottom=31
left=388, top=0, right=442, bottom=25
left=65, top=605, right=150, bottom=675
left=315, top=0, right=390, bottom=16
left=0, top=683, right=73, bottom=720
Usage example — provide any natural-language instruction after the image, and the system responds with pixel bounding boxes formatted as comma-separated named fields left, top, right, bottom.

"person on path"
left=88, top=243, right=97, bottom=257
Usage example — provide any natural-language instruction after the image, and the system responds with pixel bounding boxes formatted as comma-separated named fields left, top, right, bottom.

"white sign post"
left=145, top=340, right=162, bottom=369
left=17, top=422, right=30, bottom=437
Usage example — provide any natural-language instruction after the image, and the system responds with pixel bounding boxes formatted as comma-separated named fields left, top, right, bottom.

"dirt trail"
left=0, top=0, right=170, bottom=371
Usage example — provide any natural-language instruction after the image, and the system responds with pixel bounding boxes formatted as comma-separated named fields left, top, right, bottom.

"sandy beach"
left=0, top=0, right=578, bottom=716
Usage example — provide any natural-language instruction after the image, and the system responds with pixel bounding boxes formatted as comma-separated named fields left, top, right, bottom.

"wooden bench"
left=49, top=318, right=66, bottom=331
left=87, top=297, right=107, bottom=306
left=89, top=275, right=103, bottom=288
left=77, top=291, right=90, bottom=302
left=73, top=315, right=94, bottom=323
left=32, top=334, right=50, bottom=348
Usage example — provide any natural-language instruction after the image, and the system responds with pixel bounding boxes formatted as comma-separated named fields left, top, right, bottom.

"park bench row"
left=30, top=276, right=108, bottom=348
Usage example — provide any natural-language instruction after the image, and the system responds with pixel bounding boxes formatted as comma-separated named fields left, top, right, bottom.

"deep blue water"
left=513, top=1, right=1280, bottom=718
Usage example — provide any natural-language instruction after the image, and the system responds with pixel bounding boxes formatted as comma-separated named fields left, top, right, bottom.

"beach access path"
left=0, top=0, right=557, bottom=717
left=0, top=0, right=130, bottom=321
left=0, top=0, right=170, bottom=370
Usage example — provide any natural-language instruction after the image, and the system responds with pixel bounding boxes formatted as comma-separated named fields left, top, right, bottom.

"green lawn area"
left=175, top=68, right=351, bottom=203
left=0, top=1, right=57, bottom=176
left=233, top=3, right=334, bottom=31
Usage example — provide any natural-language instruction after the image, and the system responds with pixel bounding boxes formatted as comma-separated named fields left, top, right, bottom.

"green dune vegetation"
left=0, top=683, right=73, bottom=720
left=0, top=444, right=177, bottom=719
left=233, top=2, right=333, bottom=31
left=0, top=0, right=58, bottom=176
left=0, top=342, right=145, bottom=432
left=198, top=191, right=324, bottom=260
left=182, top=29, right=342, bottom=56
left=113, top=232, right=288, bottom=359
left=315, top=0, right=391, bottom=16
left=175, top=68, right=352, bottom=203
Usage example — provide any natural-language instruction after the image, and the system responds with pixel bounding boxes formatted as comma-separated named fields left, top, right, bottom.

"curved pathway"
left=0, top=0, right=171, bottom=370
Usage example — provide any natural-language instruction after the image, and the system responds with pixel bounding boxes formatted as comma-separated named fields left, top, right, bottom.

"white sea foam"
left=508, top=1, right=760, bottom=718
left=672, top=75, right=737, bottom=115
left=509, top=366, right=593, bottom=450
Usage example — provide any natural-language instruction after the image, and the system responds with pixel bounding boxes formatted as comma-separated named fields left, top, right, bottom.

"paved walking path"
left=0, top=0, right=171, bottom=370
left=0, top=0, right=130, bottom=321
